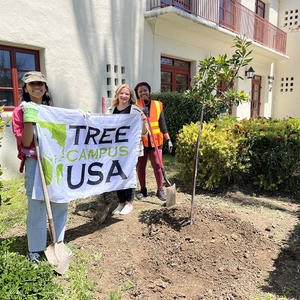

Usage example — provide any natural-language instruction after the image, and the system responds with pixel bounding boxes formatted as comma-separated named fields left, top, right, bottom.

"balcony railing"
left=149, top=0, right=287, bottom=55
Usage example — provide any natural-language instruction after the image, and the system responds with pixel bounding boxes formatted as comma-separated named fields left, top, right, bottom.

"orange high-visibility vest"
left=137, top=99, right=164, bottom=147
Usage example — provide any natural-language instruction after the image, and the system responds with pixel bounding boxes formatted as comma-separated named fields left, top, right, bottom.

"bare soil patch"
left=65, top=169, right=300, bottom=300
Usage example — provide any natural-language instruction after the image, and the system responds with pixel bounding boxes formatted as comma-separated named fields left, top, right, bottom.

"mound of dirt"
left=66, top=172, right=300, bottom=299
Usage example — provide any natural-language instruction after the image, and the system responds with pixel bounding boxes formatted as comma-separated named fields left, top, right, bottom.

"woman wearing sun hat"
left=11, top=71, right=69, bottom=264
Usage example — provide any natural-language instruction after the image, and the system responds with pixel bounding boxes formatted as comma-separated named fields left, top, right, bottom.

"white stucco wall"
left=273, top=0, right=299, bottom=119
left=0, top=0, right=149, bottom=111
left=240, top=0, right=280, bottom=26
left=1, top=115, right=20, bottom=179
left=0, top=0, right=287, bottom=179
left=0, top=0, right=149, bottom=179
left=268, top=0, right=280, bottom=26
left=234, top=62, right=274, bottom=121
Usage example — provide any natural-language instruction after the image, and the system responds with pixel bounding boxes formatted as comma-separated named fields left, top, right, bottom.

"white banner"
left=32, top=106, right=141, bottom=203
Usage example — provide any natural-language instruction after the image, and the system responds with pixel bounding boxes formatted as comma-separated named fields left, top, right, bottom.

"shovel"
left=33, top=134, right=70, bottom=274
left=140, top=99, right=176, bottom=207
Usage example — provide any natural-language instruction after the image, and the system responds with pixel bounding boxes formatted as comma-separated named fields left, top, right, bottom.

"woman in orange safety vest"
left=134, top=82, right=173, bottom=201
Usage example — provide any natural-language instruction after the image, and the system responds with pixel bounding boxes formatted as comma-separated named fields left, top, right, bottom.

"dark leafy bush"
left=150, top=92, right=216, bottom=153
left=237, top=117, right=300, bottom=194
left=176, top=115, right=250, bottom=189
left=175, top=115, right=300, bottom=195
left=0, top=239, right=65, bottom=299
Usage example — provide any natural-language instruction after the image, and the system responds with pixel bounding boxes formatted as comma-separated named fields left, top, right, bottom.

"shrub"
left=175, top=115, right=300, bottom=195
left=176, top=115, right=250, bottom=189
left=151, top=91, right=244, bottom=154
left=0, top=239, right=65, bottom=299
left=237, top=117, right=300, bottom=194
left=151, top=91, right=208, bottom=153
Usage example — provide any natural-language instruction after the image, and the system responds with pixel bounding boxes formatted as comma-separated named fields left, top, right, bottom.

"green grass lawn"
left=1, top=177, right=27, bottom=235
left=0, top=176, right=100, bottom=299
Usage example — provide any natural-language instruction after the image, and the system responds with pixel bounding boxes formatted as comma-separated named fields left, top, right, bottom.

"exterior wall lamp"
left=245, top=66, right=255, bottom=79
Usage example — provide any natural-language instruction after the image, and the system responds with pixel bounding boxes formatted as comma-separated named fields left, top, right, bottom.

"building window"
left=0, top=45, right=40, bottom=110
left=161, top=56, right=190, bottom=92
left=219, top=0, right=236, bottom=30
left=254, top=0, right=266, bottom=44
left=255, top=0, right=265, bottom=18
left=218, top=79, right=234, bottom=115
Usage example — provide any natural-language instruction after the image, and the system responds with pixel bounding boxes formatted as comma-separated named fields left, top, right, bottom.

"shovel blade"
left=166, top=183, right=176, bottom=207
left=44, top=242, right=70, bottom=275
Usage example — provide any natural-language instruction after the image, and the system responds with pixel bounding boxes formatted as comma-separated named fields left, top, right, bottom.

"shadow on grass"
left=0, top=235, right=28, bottom=256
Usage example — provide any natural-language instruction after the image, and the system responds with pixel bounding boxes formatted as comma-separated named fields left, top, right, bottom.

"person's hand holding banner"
left=78, top=108, right=91, bottom=118
left=20, top=101, right=38, bottom=123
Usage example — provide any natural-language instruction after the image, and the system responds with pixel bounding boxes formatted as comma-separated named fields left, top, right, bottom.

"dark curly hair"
left=20, top=83, right=54, bottom=106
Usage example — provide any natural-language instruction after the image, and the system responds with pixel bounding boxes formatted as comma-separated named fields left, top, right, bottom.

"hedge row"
left=151, top=92, right=217, bottom=153
left=175, top=115, right=300, bottom=195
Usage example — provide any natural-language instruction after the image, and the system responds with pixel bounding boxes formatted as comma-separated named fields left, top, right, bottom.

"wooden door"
left=250, top=75, right=262, bottom=119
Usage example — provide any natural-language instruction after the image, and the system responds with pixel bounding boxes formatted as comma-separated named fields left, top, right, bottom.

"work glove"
left=20, top=101, right=38, bottom=123
left=142, top=107, right=149, bottom=115
left=141, top=113, right=147, bottom=121
left=167, top=139, right=173, bottom=154
left=78, top=108, right=91, bottom=118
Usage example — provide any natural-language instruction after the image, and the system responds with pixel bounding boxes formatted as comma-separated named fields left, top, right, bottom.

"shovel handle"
left=140, top=99, right=163, bottom=167
left=140, top=98, right=172, bottom=187
left=162, top=168, right=172, bottom=187
left=33, top=134, right=57, bottom=243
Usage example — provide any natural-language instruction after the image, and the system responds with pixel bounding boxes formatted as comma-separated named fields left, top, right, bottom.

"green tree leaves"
left=184, top=35, right=253, bottom=116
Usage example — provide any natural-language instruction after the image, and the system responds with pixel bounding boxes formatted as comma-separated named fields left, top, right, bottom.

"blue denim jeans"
left=24, top=157, right=68, bottom=252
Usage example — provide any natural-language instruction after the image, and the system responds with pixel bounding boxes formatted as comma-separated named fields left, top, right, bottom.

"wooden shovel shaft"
left=33, top=134, right=57, bottom=243
left=161, top=167, right=172, bottom=187
left=33, top=131, right=70, bottom=275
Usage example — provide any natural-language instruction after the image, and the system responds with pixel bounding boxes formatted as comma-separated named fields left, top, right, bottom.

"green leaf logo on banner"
left=39, top=121, right=67, bottom=186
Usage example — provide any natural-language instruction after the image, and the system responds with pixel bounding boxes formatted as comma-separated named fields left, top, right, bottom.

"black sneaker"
left=136, top=187, right=147, bottom=200
left=156, top=188, right=167, bottom=201
left=28, top=252, right=41, bottom=264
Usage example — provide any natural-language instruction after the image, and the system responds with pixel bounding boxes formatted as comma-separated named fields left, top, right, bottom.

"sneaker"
left=136, top=187, right=147, bottom=200
left=156, top=188, right=167, bottom=201
left=119, top=203, right=133, bottom=215
left=28, top=252, right=41, bottom=264
left=112, top=204, right=124, bottom=215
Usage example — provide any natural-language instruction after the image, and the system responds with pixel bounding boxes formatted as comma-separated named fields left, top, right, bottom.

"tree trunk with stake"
left=186, top=36, right=253, bottom=225
left=190, top=106, right=204, bottom=225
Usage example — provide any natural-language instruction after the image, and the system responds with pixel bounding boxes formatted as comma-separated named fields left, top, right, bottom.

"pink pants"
left=137, top=147, right=163, bottom=189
